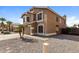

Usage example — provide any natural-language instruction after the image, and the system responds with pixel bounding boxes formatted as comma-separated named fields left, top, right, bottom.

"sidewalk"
left=0, top=33, right=48, bottom=41
left=23, top=35, right=48, bottom=41
left=0, top=33, right=20, bottom=41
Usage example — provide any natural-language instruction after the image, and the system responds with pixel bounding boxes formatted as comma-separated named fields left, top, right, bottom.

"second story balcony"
left=22, top=11, right=44, bottom=25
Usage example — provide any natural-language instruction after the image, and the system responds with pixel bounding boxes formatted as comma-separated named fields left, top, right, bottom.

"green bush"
left=66, top=27, right=72, bottom=33
left=61, top=27, right=72, bottom=34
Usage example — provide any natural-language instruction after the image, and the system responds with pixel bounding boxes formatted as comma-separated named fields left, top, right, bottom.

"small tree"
left=18, top=24, right=24, bottom=38
left=0, top=17, right=6, bottom=33
left=6, top=21, right=12, bottom=32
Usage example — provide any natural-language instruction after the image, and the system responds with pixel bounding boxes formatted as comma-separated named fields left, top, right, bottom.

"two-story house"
left=21, top=7, right=66, bottom=36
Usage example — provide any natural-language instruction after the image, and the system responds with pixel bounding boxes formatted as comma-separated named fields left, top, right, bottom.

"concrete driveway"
left=50, top=34, right=79, bottom=42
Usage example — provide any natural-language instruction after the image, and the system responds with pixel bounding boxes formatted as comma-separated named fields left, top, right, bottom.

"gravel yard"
left=0, top=34, right=79, bottom=53
left=0, top=38, right=43, bottom=53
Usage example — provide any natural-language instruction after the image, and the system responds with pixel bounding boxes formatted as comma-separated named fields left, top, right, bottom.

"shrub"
left=61, top=27, right=79, bottom=35
left=61, top=27, right=72, bottom=34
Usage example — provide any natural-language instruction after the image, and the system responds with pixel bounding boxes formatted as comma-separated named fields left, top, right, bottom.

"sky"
left=0, top=6, right=79, bottom=27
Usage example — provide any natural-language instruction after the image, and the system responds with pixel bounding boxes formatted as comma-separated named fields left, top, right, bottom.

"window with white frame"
left=37, top=24, right=44, bottom=34
left=38, top=13, right=42, bottom=20
left=27, top=17, right=30, bottom=22
left=37, top=11, right=43, bottom=21
left=38, top=25, right=43, bottom=33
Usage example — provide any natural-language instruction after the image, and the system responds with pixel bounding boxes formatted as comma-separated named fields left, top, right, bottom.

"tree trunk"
left=1, top=26, right=4, bottom=33
left=1, top=22, right=4, bottom=33
left=9, top=25, right=10, bottom=32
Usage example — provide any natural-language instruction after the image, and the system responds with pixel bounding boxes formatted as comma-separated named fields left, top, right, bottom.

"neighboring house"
left=12, top=23, right=21, bottom=32
left=0, top=23, right=7, bottom=31
left=21, top=7, right=66, bottom=36
left=73, top=24, right=79, bottom=28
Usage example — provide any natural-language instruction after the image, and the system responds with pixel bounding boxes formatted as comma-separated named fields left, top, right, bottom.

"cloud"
left=19, top=18, right=23, bottom=24
left=67, top=16, right=79, bottom=27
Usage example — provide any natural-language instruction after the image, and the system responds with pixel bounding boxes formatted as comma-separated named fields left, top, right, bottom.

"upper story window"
left=36, top=11, right=43, bottom=22
left=56, top=17, right=59, bottom=22
left=23, top=16, right=30, bottom=23
left=27, top=17, right=30, bottom=22
left=38, top=13, right=42, bottom=20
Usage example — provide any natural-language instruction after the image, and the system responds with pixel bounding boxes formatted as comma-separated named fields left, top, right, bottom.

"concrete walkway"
left=0, top=33, right=47, bottom=41
left=0, top=33, right=20, bottom=41
left=23, top=35, right=48, bottom=40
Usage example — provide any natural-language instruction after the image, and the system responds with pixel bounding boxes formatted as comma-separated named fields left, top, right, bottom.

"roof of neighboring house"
left=21, top=6, right=66, bottom=20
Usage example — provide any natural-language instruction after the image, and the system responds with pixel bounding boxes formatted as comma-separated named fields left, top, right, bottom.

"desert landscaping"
left=0, top=33, right=79, bottom=53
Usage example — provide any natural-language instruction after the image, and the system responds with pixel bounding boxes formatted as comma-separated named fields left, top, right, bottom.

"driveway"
left=50, top=34, right=79, bottom=42
left=47, top=34, right=79, bottom=53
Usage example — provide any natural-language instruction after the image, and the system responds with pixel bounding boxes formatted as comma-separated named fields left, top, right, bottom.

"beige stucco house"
left=21, top=7, right=66, bottom=36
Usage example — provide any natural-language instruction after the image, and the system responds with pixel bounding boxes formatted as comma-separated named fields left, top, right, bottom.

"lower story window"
left=38, top=25, right=43, bottom=33
left=56, top=25, right=59, bottom=32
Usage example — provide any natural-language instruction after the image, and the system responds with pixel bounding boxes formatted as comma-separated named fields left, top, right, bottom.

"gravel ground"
left=0, top=38, right=43, bottom=53
left=0, top=34, right=79, bottom=53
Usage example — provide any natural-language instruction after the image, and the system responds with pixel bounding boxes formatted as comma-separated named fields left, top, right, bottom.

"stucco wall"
left=44, top=9, right=66, bottom=34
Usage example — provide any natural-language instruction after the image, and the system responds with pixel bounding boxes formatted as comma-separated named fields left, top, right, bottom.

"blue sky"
left=0, top=6, right=79, bottom=27
left=0, top=6, right=32, bottom=24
